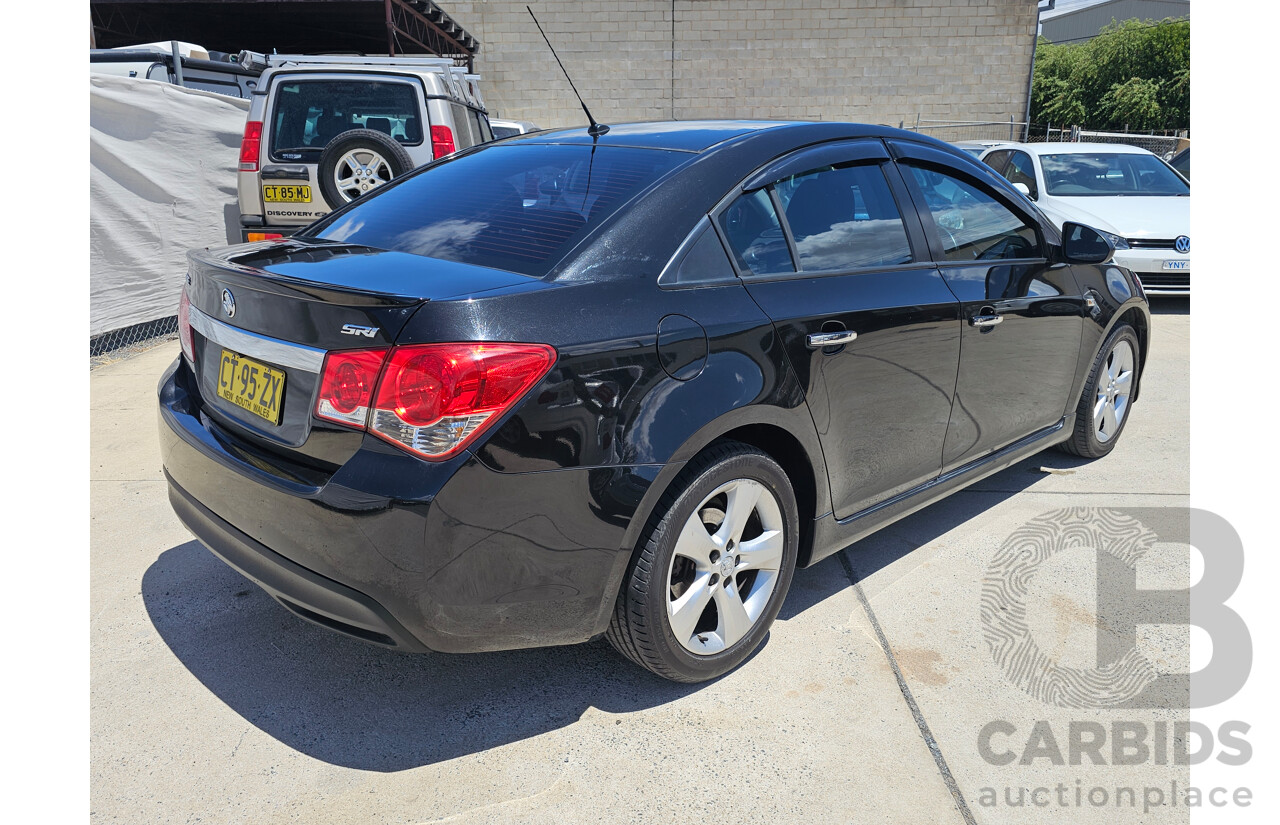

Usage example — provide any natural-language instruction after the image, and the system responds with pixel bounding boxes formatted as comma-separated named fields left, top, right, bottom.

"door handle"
left=969, top=313, right=1003, bottom=328
left=806, top=330, right=858, bottom=348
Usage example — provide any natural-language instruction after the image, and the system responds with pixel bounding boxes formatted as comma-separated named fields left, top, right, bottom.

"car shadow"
left=143, top=539, right=789, bottom=772
left=781, top=449, right=1087, bottom=604
left=1147, top=296, right=1189, bottom=316
left=142, top=451, right=1076, bottom=772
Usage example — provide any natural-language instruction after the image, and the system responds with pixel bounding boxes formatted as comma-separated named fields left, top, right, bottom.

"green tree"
left=1030, top=17, right=1190, bottom=131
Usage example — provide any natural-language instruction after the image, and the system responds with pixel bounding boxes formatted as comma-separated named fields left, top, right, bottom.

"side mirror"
left=1060, top=222, right=1115, bottom=265
left=1012, top=181, right=1033, bottom=199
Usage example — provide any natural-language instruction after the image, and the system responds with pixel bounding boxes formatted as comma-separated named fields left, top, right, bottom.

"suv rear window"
left=307, top=143, right=687, bottom=277
left=269, top=80, right=422, bottom=161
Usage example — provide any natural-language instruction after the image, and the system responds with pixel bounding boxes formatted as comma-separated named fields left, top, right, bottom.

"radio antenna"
left=527, top=5, right=609, bottom=137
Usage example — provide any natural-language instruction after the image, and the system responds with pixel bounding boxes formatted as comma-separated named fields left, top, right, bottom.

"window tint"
left=717, top=189, right=794, bottom=276
left=269, top=80, right=421, bottom=161
left=1004, top=151, right=1038, bottom=199
left=661, top=224, right=737, bottom=286
left=1041, top=152, right=1189, bottom=196
left=308, top=144, right=686, bottom=277
left=775, top=164, right=912, bottom=271
left=907, top=166, right=1041, bottom=262
left=983, top=150, right=1012, bottom=174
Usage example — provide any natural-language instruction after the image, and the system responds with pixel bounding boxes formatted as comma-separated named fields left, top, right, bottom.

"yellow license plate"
left=217, top=349, right=287, bottom=425
left=262, top=184, right=312, bottom=203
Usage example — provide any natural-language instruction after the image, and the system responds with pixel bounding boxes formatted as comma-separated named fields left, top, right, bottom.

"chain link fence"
left=90, top=315, right=179, bottom=369
left=1072, top=129, right=1185, bottom=157
left=901, top=117, right=1188, bottom=156
left=899, top=117, right=1028, bottom=144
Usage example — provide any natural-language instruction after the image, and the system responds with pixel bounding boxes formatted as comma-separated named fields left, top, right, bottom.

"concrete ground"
left=91, top=300, right=1190, bottom=824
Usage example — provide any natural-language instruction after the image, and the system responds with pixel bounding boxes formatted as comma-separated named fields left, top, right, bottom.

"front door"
left=714, top=140, right=962, bottom=520
left=892, top=147, right=1085, bottom=469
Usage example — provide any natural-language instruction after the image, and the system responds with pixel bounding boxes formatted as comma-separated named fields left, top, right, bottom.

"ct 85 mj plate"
left=262, top=184, right=312, bottom=203
left=217, top=349, right=286, bottom=425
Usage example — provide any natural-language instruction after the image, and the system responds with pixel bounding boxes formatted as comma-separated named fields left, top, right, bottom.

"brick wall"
left=445, top=0, right=1039, bottom=130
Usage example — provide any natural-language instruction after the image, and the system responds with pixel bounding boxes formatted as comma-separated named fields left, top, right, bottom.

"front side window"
left=1041, top=152, right=1190, bottom=196
left=308, top=143, right=686, bottom=277
left=269, top=80, right=422, bottom=161
left=1004, top=151, right=1039, bottom=199
left=982, top=150, right=1012, bottom=174
left=907, top=166, right=1041, bottom=262
left=775, top=164, right=913, bottom=272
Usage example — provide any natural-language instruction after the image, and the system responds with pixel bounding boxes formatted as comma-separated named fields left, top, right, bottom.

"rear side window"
left=661, top=223, right=737, bottom=287
left=308, top=144, right=686, bottom=277
left=775, top=164, right=912, bottom=271
left=717, top=189, right=794, bottom=277
left=269, top=80, right=422, bottom=161
left=906, top=166, right=1041, bottom=262
left=448, top=103, right=492, bottom=149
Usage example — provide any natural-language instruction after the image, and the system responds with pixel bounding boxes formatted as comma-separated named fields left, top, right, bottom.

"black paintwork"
left=161, top=120, right=1151, bottom=654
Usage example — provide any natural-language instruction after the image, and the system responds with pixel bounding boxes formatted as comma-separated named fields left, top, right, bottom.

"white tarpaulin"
left=90, top=74, right=249, bottom=336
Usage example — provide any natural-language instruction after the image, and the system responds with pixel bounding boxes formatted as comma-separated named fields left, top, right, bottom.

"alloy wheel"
left=333, top=149, right=393, bottom=202
left=1093, top=339, right=1135, bottom=443
left=665, top=479, right=785, bottom=655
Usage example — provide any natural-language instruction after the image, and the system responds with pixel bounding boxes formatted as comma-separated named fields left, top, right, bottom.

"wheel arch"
left=1117, top=305, right=1150, bottom=399
left=706, top=425, right=821, bottom=569
left=1096, top=300, right=1150, bottom=402
left=615, top=409, right=829, bottom=589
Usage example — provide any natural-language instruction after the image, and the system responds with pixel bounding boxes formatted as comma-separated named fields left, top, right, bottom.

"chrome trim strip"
left=188, top=305, right=326, bottom=373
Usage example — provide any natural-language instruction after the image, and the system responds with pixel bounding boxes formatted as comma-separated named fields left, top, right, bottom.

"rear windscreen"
left=306, top=143, right=688, bottom=277
left=268, top=79, right=423, bottom=161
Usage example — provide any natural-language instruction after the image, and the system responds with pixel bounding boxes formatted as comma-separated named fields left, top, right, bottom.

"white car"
left=489, top=119, right=540, bottom=139
left=951, top=139, right=1008, bottom=159
left=979, top=142, right=1190, bottom=296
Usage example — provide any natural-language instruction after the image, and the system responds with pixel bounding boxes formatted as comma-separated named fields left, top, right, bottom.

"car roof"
left=512, top=119, right=977, bottom=155
left=512, top=120, right=789, bottom=152
left=980, top=142, right=1157, bottom=157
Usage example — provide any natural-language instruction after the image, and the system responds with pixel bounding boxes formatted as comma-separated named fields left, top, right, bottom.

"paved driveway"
left=91, top=300, right=1190, bottom=823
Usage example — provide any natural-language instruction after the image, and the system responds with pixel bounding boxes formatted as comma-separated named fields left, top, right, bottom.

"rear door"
left=889, top=142, right=1085, bottom=470
left=714, top=140, right=962, bottom=520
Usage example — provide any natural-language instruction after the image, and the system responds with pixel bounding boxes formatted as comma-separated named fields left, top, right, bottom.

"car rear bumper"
left=238, top=224, right=303, bottom=243
left=157, top=357, right=648, bottom=654
left=166, top=470, right=432, bottom=651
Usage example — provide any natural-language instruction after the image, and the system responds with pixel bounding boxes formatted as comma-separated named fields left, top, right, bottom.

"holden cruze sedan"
left=979, top=142, right=1190, bottom=296
left=159, top=120, right=1150, bottom=683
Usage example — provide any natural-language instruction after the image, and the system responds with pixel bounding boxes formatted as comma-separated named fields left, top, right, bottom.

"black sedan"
left=160, top=120, right=1150, bottom=682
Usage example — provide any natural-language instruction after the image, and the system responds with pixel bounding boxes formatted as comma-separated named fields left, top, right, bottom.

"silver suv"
left=236, top=54, right=492, bottom=242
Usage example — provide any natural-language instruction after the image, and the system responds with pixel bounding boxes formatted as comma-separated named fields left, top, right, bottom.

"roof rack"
left=263, top=54, right=457, bottom=69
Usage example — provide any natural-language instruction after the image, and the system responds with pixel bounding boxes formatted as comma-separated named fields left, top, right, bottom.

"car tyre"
left=607, top=441, right=798, bottom=682
left=1059, top=323, right=1140, bottom=459
left=317, top=129, right=414, bottom=209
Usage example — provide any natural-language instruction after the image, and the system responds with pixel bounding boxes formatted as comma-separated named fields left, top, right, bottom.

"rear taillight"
left=246, top=232, right=284, bottom=242
left=178, top=288, right=195, bottom=364
left=239, top=121, right=263, bottom=172
left=430, top=125, right=456, bottom=159
left=316, top=348, right=390, bottom=427
left=314, top=342, right=556, bottom=460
